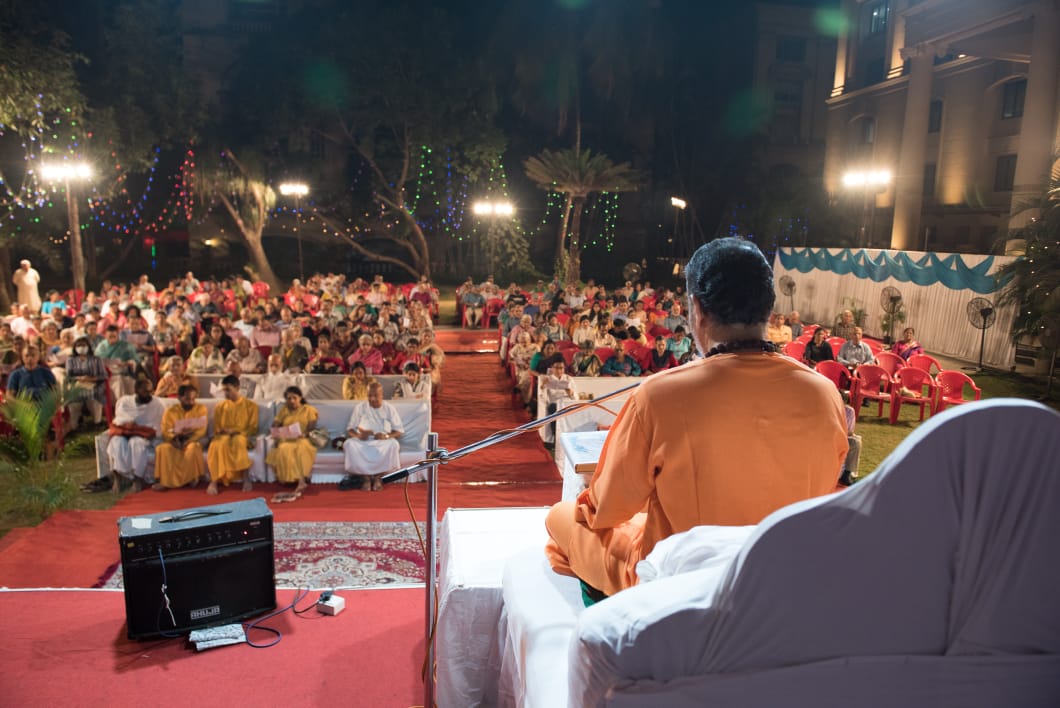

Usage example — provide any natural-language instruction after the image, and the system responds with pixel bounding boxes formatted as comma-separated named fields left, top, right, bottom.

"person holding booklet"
left=266, top=386, right=319, bottom=502
left=153, top=385, right=208, bottom=490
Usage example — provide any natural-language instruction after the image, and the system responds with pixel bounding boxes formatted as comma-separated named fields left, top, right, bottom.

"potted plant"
left=880, top=302, right=907, bottom=345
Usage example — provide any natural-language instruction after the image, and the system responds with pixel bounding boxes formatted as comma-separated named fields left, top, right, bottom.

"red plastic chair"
left=803, top=324, right=819, bottom=336
left=851, top=364, right=892, bottom=419
left=828, top=337, right=847, bottom=358
left=890, top=367, right=937, bottom=424
left=874, top=351, right=905, bottom=377
left=782, top=340, right=806, bottom=360
left=907, top=353, right=943, bottom=376
left=865, top=338, right=884, bottom=354
left=251, top=281, right=270, bottom=302
left=629, top=344, right=653, bottom=371
left=814, top=360, right=851, bottom=392
left=595, top=347, right=616, bottom=364
left=934, top=370, right=982, bottom=413
left=483, top=299, right=504, bottom=329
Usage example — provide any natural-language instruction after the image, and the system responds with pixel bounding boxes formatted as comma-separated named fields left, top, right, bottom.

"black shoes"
left=338, top=474, right=367, bottom=491
left=81, top=476, right=113, bottom=493
left=838, top=470, right=857, bottom=487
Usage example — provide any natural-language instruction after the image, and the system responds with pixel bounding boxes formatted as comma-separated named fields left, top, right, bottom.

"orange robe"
left=545, top=352, right=848, bottom=596
left=207, top=397, right=259, bottom=484
left=154, top=403, right=207, bottom=488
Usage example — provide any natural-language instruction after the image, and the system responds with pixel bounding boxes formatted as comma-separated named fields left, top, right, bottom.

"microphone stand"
left=386, top=380, right=641, bottom=708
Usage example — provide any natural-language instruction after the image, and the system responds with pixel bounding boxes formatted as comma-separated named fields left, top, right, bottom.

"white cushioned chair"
left=499, top=399, right=1060, bottom=707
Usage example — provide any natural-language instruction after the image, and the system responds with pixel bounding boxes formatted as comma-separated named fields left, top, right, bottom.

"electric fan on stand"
left=778, top=275, right=797, bottom=313
left=964, top=297, right=997, bottom=372
left=880, top=286, right=904, bottom=344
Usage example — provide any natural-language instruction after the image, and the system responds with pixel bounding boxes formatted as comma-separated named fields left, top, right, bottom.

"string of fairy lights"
left=2, top=106, right=621, bottom=266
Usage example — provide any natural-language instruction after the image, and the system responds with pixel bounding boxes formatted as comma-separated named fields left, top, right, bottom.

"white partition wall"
left=773, top=248, right=1019, bottom=368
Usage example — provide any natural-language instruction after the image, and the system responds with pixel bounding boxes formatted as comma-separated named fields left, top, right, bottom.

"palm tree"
left=995, top=161, right=1060, bottom=390
left=0, top=387, right=81, bottom=518
left=524, top=148, right=639, bottom=283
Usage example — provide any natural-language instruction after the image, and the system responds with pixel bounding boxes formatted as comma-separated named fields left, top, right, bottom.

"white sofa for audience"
left=495, top=400, right=1060, bottom=707
left=194, top=373, right=407, bottom=401
left=94, top=398, right=275, bottom=482
left=95, top=397, right=431, bottom=485
left=305, top=399, right=431, bottom=483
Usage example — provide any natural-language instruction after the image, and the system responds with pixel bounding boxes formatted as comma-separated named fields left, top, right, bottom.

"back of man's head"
left=685, top=238, right=774, bottom=326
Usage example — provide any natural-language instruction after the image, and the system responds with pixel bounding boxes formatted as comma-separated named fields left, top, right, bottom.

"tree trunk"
left=243, top=230, right=282, bottom=292
left=556, top=193, right=573, bottom=271
left=567, top=196, right=586, bottom=284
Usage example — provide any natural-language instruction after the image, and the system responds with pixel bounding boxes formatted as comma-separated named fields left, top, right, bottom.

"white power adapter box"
left=317, top=594, right=345, bottom=616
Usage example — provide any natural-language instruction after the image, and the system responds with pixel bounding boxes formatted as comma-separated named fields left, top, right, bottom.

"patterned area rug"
left=94, top=521, right=426, bottom=590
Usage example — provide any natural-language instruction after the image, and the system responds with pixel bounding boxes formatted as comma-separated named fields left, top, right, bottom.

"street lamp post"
left=471, top=200, right=515, bottom=275
left=41, top=163, right=92, bottom=293
left=841, top=170, right=892, bottom=248
left=279, top=182, right=309, bottom=280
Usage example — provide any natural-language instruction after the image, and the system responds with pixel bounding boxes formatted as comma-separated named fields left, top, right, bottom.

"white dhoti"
left=343, top=401, right=404, bottom=477
left=343, top=438, right=401, bottom=476
left=107, top=435, right=157, bottom=481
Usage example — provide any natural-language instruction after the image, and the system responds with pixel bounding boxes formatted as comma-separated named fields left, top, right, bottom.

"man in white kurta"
left=342, top=382, right=403, bottom=490
left=106, top=378, right=167, bottom=491
left=12, top=260, right=41, bottom=312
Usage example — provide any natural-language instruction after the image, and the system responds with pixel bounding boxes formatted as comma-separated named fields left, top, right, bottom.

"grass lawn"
left=0, top=454, right=119, bottom=539
left=853, top=368, right=1058, bottom=477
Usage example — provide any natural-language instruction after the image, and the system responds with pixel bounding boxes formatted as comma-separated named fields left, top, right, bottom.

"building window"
left=772, top=80, right=803, bottom=143
left=865, top=57, right=885, bottom=86
left=776, top=36, right=806, bottom=63
left=1001, top=79, right=1026, bottom=119
left=860, top=117, right=876, bottom=144
left=869, top=3, right=889, bottom=34
left=923, top=163, right=936, bottom=197
left=928, top=100, right=943, bottom=133
left=994, top=154, right=1017, bottom=192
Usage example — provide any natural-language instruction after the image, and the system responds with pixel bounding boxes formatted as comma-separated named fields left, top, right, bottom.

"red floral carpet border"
left=94, top=521, right=426, bottom=590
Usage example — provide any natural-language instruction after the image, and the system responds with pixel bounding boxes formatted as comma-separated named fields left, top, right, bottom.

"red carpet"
left=0, top=352, right=560, bottom=589
left=433, top=326, right=499, bottom=353
left=0, top=588, right=424, bottom=708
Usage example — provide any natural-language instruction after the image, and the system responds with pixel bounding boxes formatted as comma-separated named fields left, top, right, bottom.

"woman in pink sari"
left=891, top=326, right=924, bottom=361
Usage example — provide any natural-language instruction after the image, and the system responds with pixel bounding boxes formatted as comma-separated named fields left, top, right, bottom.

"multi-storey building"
left=753, top=2, right=838, bottom=180
left=823, top=0, right=1058, bottom=253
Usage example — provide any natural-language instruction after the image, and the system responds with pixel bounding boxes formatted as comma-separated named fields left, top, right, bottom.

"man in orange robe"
left=545, top=238, right=848, bottom=597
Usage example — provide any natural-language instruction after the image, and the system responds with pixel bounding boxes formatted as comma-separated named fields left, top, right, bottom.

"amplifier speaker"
left=118, top=498, right=276, bottom=639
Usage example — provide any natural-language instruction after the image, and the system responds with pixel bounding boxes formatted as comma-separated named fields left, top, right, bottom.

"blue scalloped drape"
left=777, top=248, right=1008, bottom=294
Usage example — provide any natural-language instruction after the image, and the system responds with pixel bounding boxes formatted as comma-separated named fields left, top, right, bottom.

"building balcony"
left=904, top=0, right=1034, bottom=61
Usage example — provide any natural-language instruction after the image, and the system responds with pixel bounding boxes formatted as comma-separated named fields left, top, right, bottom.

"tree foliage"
left=996, top=162, right=1060, bottom=354
left=220, top=1, right=504, bottom=279
left=525, top=147, right=639, bottom=282
left=0, top=387, right=82, bottom=517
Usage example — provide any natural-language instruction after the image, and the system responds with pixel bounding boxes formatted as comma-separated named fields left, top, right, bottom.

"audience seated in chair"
left=105, top=377, right=166, bottom=492
left=339, top=381, right=404, bottom=492
left=152, top=384, right=207, bottom=491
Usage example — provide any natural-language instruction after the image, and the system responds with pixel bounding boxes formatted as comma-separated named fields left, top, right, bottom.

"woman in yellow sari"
left=266, top=385, right=319, bottom=501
